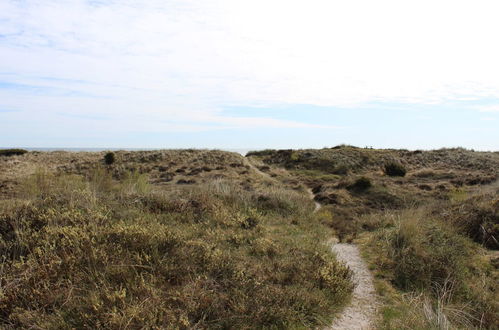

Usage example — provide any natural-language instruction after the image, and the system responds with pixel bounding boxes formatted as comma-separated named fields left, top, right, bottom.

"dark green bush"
left=0, top=149, right=28, bottom=157
left=384, top=162, right=406, bottom=177
left=104, top=152, right=116, bottom=165
left=348, top=176, right=372, bottom=191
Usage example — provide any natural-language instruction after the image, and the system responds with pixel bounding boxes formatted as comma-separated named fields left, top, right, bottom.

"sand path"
left=246, top=157, right=377, bottom=329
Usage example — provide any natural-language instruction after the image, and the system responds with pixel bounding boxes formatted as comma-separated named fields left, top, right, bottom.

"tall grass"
left=362, top=206, right=498, bottom=329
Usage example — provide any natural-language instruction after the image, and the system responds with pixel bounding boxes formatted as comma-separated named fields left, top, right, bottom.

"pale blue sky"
left=1, top=0, right=498, bottom=150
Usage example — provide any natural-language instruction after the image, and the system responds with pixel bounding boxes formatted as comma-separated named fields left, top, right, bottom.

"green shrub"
left=104, top=151, right=116, bottom=165
left=348, top=176, right=372, bottom=191
left=384, top=162, right=406, bottom=177
left=0, top=148, right=28, bottom=157
left=290, top=151, right=300, bottom=161
left=364, top=187, right=404, bottom=210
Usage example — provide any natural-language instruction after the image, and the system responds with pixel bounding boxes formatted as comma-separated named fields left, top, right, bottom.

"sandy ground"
left=327, top=241, right=377, bottom=329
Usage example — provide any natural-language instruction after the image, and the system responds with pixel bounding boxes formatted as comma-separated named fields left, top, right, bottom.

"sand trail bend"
left=305, top=174, right=378, bottom=329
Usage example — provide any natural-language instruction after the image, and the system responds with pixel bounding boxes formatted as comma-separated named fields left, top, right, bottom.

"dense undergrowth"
left=0, top=168, right=352, bottom=329
left=357, top=192, right=499, bottom=329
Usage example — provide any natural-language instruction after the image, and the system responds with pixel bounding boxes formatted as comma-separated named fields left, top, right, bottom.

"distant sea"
left=18, top=147, right=257, bottom=156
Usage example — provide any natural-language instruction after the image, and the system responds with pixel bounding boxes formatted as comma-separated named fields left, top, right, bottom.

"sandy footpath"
left=247, top=158, right=378, bottom=329
left=308, top=186, right=377, bottom=329
left=326, top=241, right=377, bottom=330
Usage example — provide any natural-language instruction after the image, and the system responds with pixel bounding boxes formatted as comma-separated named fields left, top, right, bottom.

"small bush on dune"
left=245, top=149, right=275, bottom=157
left=384, top=162, right=407, bottom=177
left=348, top=176, right=372, bottom=191
left=254, top=186, right=314, bottom=217
left=364, top=187, right=404, bottom=210
left=104, top=151, right=116, bottom=165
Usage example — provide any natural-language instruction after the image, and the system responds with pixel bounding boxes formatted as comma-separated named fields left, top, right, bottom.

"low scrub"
left=246, top=149, right=276, bottom=157
left=384, top=214, right=470, bottom=290
left=0, top=169, right=352, bottom=328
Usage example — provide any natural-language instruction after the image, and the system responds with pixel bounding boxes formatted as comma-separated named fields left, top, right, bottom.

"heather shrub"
left=0, top=169, right=352, bottom=329
left=348, top=176, right=372, bottom=191
left=443, top=194, right=499, bottom=249
left=104, top=151, right=116, bottom=165
left=384, top=162, right=407, bottom=177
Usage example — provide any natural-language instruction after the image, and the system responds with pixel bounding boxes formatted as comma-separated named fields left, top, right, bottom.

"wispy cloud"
left=1, top=0, right=499, bottom=147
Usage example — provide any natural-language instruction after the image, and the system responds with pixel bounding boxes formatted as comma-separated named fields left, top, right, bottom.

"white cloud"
left=1, top=0, right=499, bottom=129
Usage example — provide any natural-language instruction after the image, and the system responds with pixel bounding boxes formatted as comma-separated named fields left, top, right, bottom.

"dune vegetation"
left=248, top=146, right=499, bottom=329
left=1, top=146, right=498, bottom=329
left=0, top=150, right=352, bottom=329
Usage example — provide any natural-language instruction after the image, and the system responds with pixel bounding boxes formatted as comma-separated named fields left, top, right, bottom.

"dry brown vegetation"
left=247, top=146, right=498, bottom=241
left=1, top=146, right=498, bottom=329
left=0, top=150, right=352, bottom=329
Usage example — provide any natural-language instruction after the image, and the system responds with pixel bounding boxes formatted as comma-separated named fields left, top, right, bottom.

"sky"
left=1, top=0, right=498, bottom=150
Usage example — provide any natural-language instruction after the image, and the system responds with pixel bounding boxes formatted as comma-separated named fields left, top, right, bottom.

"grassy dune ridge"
left=248, top=146, right=499, bottom=329
left=0, top=150, right=352, bottom=329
